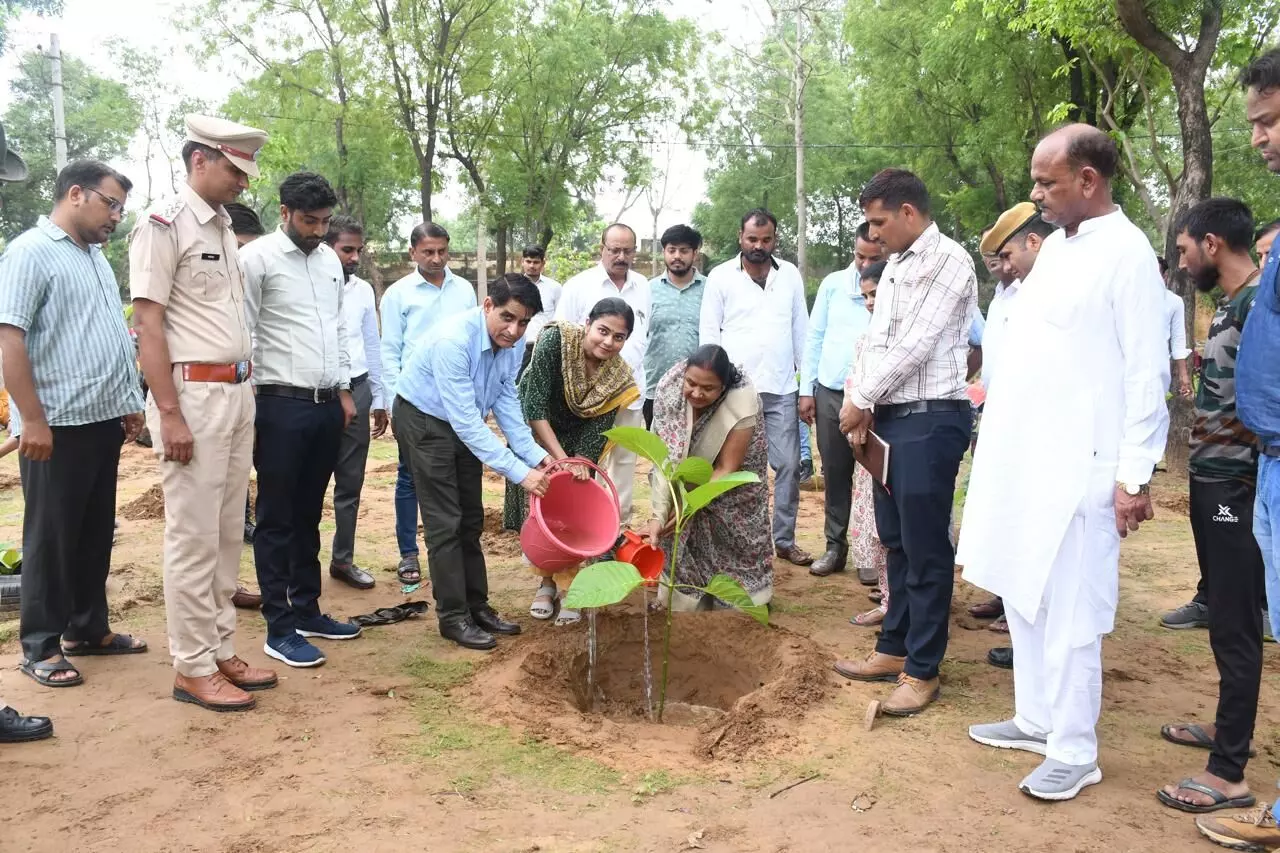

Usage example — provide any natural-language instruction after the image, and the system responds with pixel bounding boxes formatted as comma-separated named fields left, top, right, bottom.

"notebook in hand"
left=853, top=429, right=891, bottom=488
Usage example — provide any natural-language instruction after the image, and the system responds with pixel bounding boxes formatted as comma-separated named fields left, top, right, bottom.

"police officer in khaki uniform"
left=130, top=116, right=278, bottom=712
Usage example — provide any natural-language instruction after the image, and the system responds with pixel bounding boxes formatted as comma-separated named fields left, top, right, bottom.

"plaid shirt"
left=848, top=222, right=976, bottom=409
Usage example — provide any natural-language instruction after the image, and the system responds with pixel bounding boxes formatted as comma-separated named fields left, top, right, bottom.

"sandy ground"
left=0, top=436, right=1277, bottom=853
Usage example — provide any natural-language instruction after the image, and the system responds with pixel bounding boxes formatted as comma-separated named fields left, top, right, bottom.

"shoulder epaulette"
left=145, top=197, right=187, bottom=228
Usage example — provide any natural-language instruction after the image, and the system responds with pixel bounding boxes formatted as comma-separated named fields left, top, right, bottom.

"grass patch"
left=0, top=618, right=15, bottom=645
left=631, top=770, right=685, bottom=802
left=401, top=649, right=620, bottom=795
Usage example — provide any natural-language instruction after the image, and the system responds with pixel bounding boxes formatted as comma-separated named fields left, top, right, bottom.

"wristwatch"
left=1119, top=482, right=1150, bottom=496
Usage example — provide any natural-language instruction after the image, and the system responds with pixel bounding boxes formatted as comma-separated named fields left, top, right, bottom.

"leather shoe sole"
left=329, top=565, right=375, bottom=590
left=173, top=687, right=256, bottom=712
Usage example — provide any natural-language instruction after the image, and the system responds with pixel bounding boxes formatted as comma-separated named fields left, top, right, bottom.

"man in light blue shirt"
left=799, top=222, right=884, bottom=577
left=394, top=273, right=550, bottom=651
left=380, top=222, right=476, bottom=585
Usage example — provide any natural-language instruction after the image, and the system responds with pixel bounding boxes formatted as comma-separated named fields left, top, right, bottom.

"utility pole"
left=475, top=208, right=488, bottom=302
left=49, top=34, right=67, bottom=171
left=786, top=5, right=807, bottom=280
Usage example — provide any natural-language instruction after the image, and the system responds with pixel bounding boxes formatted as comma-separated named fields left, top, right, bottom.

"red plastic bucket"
left=616, top=529, right=665, bottom=586
left=520, top=457, right=621, bottom=572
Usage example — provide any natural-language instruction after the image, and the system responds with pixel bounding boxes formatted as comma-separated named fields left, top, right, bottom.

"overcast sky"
left=0, top=0, right=775, bottom=240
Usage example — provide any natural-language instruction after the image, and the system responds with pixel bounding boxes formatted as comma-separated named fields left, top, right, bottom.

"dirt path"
left=0, top=443, right=1276, bottom=852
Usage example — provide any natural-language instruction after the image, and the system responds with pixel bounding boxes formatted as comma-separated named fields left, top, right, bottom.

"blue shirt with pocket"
left=800, top=264, right=870, bottom=395
left=395, top=307, right=546, bottom=482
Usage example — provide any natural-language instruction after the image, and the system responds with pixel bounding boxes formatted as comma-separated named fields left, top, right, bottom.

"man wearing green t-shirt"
left=1157, top=197, right=1265, bottom=813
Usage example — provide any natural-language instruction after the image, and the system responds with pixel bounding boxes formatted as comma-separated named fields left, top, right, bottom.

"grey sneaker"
left=968, top=719, right=1046, bottom=755
left=1019, top=758, right=1102, bottom=801
left=1161, top=600, right=1209, bottom=629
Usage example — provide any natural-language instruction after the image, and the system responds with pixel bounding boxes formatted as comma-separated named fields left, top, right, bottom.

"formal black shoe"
left=986, top=647, right=1013, bottom=670
left=0, top=705, right=53, bottom=743
left=243, top=521, right=256, bottom=545
left=439, top=618, right=497, bottom=650
left=809, top=548, right=848, bottom=577
left=472, top=607, right=521, bottom=636
left=329, top=563, right=376, bottom=590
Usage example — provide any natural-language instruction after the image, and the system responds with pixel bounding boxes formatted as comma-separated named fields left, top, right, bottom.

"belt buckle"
left=234, top=362, right=248, bottom=383
left=313, top=387, right=323, bottom=404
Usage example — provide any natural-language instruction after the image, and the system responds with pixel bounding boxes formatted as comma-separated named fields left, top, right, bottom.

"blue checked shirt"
left=0, top=217, right=142, bottom=435
left=395, top=307, right=547, bottom=482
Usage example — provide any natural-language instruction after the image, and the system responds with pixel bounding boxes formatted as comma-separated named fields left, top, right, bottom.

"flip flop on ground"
left=1161, top=722, right=1256, bottom=757
left=1158, top=778, right=1256, bottom=814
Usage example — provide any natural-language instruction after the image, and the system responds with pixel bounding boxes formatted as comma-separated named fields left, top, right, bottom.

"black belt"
left=257, top=384, right=340, bottom=403
left=874, top=399, right=971, bottom=420
left=351, top=372, right=368, bottom=388
left=1262, top=444, right=1280, bottom=459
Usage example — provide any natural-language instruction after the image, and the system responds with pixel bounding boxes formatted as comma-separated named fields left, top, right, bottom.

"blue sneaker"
left=263, top=634, right=327, bottom=668
left=295, top=614, right=362, bottom=641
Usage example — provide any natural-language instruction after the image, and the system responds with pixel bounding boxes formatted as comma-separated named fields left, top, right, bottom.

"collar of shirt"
left=36, top=215, right=89, bottom=248
left=592, top=263, right=647, bottom=294
left=843, top=262, right=865, bottom=303
left=180, top=183, right=224, bottom=226
left=656, top=271, right=706, bottom=290
left=896, top=222, right=941, bottom=262
left=736, top=253, right=780, bottom=282
left=1067, top=207, right=1124, bottom=240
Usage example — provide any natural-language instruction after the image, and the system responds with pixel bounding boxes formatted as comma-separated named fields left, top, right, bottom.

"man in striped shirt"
left=833, top=168, right=977, bottom=717
left=0, top=160, right=147, bottom=689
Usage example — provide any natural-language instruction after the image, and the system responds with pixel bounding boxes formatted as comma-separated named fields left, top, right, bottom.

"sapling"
left=563, top=425, right=767, bottom=721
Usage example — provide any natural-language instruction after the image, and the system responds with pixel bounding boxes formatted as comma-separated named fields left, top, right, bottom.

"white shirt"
left=555, top=264, right=650, bottom=411
left=525, top=275, right=562, bottom=346
left=980, top=279, right=1021, bottom=391
left=699, top=254, right=807, bottom=396
left=849, top=223, right=976, bottom=409
left=958, top=208, right=1169, bottom=635
left=241, top=229, right=350, bottom=389
left=343, top=274, right=386, bottom=410
left=1164, top=288, right=1191, bottom=360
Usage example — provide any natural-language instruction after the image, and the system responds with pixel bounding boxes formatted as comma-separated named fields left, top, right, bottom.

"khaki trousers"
left=146, top=373, right=255, bottom=677
left=604, top=406, right=644, bottom=525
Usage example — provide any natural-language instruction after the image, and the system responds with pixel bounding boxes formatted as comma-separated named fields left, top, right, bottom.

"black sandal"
left=1157, top=778, right=1257, bottom=814
left=350, top=601, right=430, bottom=627
left=62, top=633, right=147, bottom=656
left=20, top=657, right=83, bottom=687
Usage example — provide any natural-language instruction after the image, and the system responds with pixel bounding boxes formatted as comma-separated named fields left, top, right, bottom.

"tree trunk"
left=495, top=222, right=508, bottom=275
left=792, top=4, right=806, bottom=279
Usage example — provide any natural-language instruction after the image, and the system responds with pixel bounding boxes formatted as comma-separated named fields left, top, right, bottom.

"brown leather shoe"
left=173, top=672, right=256, bottom=712
left=833, top=650, right=905, bottom=683
left=968, top=595, right=1004, bottom=619
left=776, top=544, right=814, bottom=567
left=882, top=673, right=940, bottom=716
left=217, top=656, right=278, bottom=691
left=231, top=585, right=262, bottom=610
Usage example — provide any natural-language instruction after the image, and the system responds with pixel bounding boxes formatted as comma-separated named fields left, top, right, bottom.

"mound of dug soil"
left=473, top=610, right=831, bottom=763
left=121, top=484, right=166, bottom=521
left=481, top=506, right=523, bottom=558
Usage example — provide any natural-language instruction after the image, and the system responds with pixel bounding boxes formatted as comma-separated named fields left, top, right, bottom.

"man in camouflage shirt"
left=1157, top=198, right=1266, bottom=813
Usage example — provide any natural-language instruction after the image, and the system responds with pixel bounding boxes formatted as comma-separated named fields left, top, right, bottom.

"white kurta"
left=957, top=208, right=1169, bottom=640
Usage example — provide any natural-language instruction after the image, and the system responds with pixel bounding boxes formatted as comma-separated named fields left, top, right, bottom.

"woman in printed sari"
left=503, top=297, right=638, bottom=625
left=845, top=261, right=890, bottom=627
left=642, top=344, right=772, bottom=610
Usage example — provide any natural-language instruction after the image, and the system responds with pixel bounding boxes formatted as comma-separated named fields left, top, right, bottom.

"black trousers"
left=1190, top=475, right=1264, bottom=783
left=253, top=394, right=343, bottom=638
left=815, top=384, right=855, bottom=552
left=643, top=398, right=654, bottom=430
left=872, top=407, right=971, bottom=680
left=19, top=420, right=123, bottom=662
left=394, top=398, right=488, bottom=622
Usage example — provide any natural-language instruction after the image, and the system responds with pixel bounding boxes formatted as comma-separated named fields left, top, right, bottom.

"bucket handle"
left=530, top=456, right=622, bottom=556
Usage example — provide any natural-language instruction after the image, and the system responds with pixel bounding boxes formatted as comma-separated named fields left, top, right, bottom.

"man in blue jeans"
left=1196, top=44, right=1280, bottom=852
left=380, top=223, right=475, bottom=585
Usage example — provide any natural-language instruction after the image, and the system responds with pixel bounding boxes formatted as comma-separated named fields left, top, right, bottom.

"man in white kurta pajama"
left=959, top=125, right=1169, bottom=802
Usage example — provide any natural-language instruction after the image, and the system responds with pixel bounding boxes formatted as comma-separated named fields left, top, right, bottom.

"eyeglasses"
left=603, top=245, right=636, bottom=257
left=85, top=187, right=125, bottom=215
